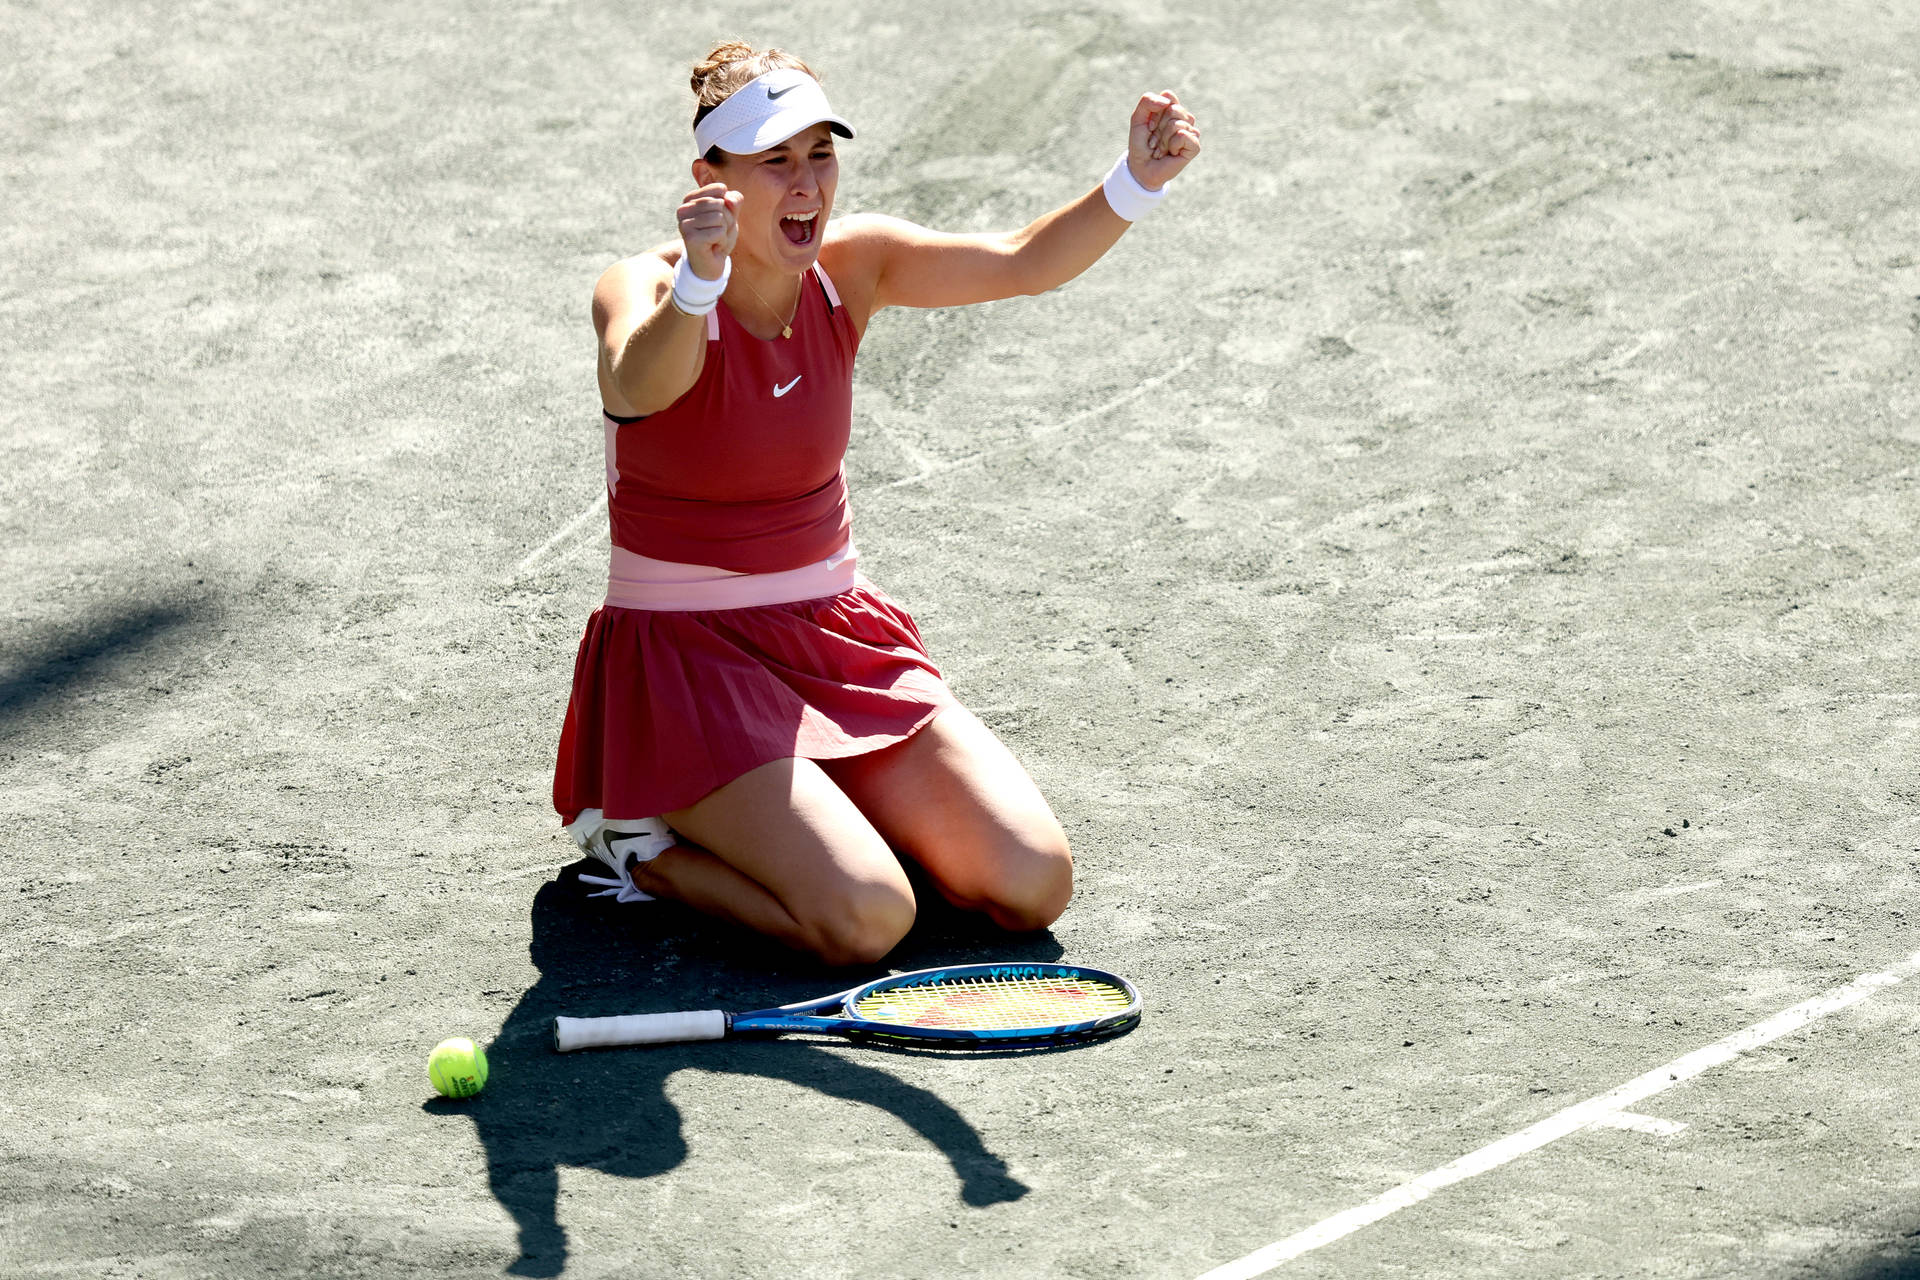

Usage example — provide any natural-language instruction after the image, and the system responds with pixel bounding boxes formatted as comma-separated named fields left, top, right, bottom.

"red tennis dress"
left=552, top=263, right=956, bottom=823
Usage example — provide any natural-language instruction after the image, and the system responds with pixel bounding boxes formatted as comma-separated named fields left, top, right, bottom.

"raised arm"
left=848, top=90, right=1200, bottom=312
left=596, top=182, right=744, bottom=417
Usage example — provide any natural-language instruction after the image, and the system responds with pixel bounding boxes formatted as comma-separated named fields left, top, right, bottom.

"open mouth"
left=780, top=210, right=818, bottom=246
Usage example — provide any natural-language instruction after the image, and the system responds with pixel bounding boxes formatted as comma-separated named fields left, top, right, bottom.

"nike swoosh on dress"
left=773, top=376, right=803, bottom=397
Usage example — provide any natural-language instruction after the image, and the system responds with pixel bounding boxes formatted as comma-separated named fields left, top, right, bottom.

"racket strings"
left=852, top=975, right=1133, bottom=1030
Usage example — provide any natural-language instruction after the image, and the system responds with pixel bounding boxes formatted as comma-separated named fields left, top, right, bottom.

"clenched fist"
left=1126, top=91, right=1201, bottom=192
left=677, top=182, right=742, bottom=281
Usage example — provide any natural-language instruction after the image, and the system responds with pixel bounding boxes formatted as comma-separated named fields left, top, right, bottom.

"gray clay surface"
left=4, top=2, right=1918, bottom=1278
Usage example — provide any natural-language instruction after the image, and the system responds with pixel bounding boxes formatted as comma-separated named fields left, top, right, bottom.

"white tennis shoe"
left=568, top=809, right=675, bottom=904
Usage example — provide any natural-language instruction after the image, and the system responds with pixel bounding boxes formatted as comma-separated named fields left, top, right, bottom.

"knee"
left=799, top=879, right=916, bottom=967
left=984, top=831, right=1074, bottom=933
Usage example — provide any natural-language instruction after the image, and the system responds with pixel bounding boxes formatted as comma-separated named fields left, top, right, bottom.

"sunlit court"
left=6, top=2, right=1919, bottom=1277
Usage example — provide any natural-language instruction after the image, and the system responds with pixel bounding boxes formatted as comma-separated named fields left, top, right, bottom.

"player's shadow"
left=0, top=598, right=210, bottom=738
left=435, top=861, right=1065, bottom=1278
left=1836, top=1247, right=1920, bottom=1279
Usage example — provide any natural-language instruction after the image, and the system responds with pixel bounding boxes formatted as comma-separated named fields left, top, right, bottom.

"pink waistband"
left=606, top=541, right=860, bottom=611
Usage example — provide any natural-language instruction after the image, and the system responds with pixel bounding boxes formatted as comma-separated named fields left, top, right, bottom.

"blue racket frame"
left=726, top=962, right=1143, bottom=1044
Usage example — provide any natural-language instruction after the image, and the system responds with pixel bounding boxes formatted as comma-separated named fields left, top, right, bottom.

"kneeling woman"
left=554, top=41, right=1200, bottom=965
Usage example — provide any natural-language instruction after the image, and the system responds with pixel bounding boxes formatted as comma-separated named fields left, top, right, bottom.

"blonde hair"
left=690, top=40, right=820, bottom=162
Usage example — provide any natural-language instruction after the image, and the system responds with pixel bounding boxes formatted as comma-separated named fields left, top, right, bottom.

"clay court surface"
left=6, top=1, right=1920, bottom=1276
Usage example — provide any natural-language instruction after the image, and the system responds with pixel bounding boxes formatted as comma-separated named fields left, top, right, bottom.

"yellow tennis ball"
left=427, top=1037, right=489, bottom=1098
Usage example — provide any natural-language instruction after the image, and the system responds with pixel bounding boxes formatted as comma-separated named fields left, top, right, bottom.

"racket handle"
left=553, top=1010, right=728, bottom=1051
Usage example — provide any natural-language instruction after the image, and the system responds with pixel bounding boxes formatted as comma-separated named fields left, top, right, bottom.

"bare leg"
left=627, top=839, right=809, bottom=946
left=821, top=706, right=1073, bottom=932
left=646, top=756, right=917, bottom=965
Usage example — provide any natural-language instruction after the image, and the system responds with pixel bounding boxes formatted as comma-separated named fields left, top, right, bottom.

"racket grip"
left=553, top=1010, right=728, bottom=1051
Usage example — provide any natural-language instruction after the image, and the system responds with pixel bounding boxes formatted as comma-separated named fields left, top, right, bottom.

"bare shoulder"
left=822, top=211, right=918, bottom=262
left=820, top=212, right=1021, bottom=313
left=592, top=244, right=677, bottom=334
left=819, top=214, right=910, bottom=324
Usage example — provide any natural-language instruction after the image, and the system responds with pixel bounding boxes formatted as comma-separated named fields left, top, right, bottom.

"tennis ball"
left=427, top=1037, right=489, bottom=1098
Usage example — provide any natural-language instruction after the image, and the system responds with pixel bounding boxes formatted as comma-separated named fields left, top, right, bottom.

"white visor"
left=693, top=68, right=856, bottom=158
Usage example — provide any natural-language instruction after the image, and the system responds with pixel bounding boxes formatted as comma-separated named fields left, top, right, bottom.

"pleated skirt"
left=551, top=576, right=957, bottom=823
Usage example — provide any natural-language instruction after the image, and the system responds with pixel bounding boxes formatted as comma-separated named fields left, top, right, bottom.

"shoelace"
left=572, top=816, right=675, bottom=905
left=578, top=866, right=655, bottom=904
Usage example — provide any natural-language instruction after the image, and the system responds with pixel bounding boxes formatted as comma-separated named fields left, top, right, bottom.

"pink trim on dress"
left=606, top=540, right=860, bottom=611
left=814, top=263, right=843, bottom=309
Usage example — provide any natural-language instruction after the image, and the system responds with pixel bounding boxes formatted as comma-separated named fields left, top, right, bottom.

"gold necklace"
left=735, top=272, right=800, bottom=339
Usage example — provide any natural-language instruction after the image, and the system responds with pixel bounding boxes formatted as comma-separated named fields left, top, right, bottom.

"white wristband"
left=1101, top=153, right=1169, bottom=222
left=671, top=254, right=731, bottom=315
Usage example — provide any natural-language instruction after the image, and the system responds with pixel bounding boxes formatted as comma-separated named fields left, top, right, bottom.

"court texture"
left=4, top=0, right=1918, bottom=1276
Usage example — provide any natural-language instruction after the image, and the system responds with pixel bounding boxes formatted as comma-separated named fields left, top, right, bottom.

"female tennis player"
left=554, top=41, right=1200, bottom=966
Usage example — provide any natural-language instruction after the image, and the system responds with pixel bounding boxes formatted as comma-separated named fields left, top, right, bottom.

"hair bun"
left=690, top=39, right=757, bottom=98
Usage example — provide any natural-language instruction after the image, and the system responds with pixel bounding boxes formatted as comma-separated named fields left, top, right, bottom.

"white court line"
left=1641, top=878, right=1722, bottom=900
left=509, top=355, right=1203, bottom=576
left=875, top=353, right=1203, bottom=492
left=1198, top=948, right=1920, bottom=1280
left=510, top=490, right=607, bottom=581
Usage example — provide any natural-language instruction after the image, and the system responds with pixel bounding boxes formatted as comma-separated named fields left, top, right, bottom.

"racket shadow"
left=439, top=863, right=1064, bottom=1278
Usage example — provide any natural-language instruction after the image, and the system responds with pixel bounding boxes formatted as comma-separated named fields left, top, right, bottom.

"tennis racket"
left=553, top=962, right=1141, bottom=1051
